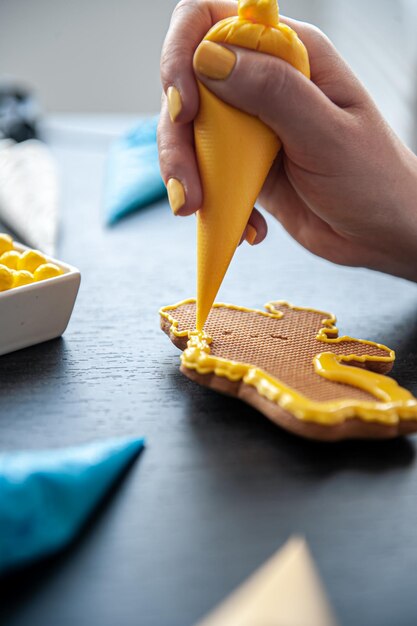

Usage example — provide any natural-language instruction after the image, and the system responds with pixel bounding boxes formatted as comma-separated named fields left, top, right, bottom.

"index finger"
left=160, top=0, right=237, bottom=124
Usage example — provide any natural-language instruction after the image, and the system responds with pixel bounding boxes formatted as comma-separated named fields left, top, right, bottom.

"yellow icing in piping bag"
left=194, top=0, right=310, bottom=331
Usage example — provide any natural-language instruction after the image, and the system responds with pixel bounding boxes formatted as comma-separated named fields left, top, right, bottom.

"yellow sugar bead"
left=33, top=263, right=63, bottom=281
left=0, top=234, right=13, bottom=256
left=0, top=250, right=21, bottom=270
left=0, top=264, right=14, bottom=291
left=18, top=249, right=47, bottom=273
left=13, top=270, right=34, bottom=288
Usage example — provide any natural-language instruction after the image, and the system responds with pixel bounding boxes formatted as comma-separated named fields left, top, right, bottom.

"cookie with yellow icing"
left=160, top=299, right=417, bottom=441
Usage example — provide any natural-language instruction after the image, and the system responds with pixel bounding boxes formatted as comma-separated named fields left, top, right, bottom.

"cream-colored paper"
left=196, top=537, right=338, bottom=626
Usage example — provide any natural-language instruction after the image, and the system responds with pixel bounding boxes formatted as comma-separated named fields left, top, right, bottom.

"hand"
left=158, top=0, right=417, bottom=280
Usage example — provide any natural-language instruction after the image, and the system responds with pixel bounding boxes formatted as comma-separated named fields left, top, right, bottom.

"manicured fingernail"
left=167, top=86, right=182, bottom=122
left=245, top=224, right=257, bottom=245
left=167, top=178, right=185, bottom=215
left=194, top=41, right=236, bottom=80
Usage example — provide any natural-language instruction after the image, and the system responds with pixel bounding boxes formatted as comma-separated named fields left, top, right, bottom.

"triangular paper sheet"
left=196, top=537, right=338, bottom=626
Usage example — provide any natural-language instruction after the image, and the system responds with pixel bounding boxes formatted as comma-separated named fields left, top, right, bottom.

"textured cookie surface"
left=160, top=299, right=417, bottom=441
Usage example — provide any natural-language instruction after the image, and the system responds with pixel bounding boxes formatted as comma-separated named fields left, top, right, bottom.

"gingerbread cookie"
left=160, top=299, right=417, bottom=441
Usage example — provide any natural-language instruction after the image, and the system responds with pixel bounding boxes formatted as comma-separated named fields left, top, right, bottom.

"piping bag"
left=194, top=0, right=310, bottom=331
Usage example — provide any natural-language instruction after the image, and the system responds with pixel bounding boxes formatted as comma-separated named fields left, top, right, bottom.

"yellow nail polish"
left=167, top=86, right=182, bottom=122
left=194, top=41, right=236, bottom=80
left=167, top=178, right=185, bottom=214
left=245, top=224, right=257, bottom=245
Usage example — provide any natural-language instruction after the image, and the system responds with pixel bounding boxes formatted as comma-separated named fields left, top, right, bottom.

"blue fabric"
left=0, top=436, right=145, bottom=573
left=104, top=116, right=166, bottom=224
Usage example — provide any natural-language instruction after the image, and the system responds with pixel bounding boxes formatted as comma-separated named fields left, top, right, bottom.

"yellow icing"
left=160, top=299, right=417, bottom=426
left=314, top=353, right=413, bottom=404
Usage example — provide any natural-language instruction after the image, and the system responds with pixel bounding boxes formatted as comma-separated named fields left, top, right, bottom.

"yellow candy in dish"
left=13, top=270, right=34, bottom=288
left=0, top=250, right=21, bottom=270
left=0, top=234, right=13, bottom=256
left=194, top=0, right=310, bottom=330
left=33, top=263, right=63, bottom=281
left=18, top=249, right=47, bottom=273
left=0, top=264, right=14, bottom=291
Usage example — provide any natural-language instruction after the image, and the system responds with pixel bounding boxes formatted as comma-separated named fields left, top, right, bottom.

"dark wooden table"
left=2, top=118, right=417, bottom=626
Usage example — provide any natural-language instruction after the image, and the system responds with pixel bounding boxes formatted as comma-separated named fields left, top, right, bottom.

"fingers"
left=246, top=208, right=268, bottom=245
left=193, top=41, right=347, bottom=164
left=239, top=208, right=268, bottom=246
left=279, top=16, right=368, bottom=107
left=159, top=84, right=268, bottom=243
left=158, top=95, right=202, bottom=216
left=160, top=0, right=237, bottom=124
left=161, top=3, right=364, bottom=125
left=159, top=0, right=238, bottom=215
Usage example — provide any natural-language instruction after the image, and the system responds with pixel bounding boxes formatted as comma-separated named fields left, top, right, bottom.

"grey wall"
left=1, top=0, right=416, bottom=144
left=0, top=0, right=177, bottom=113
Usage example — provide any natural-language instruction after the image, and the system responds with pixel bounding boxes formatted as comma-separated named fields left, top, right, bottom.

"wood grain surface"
left=1, top=125, right=417, bottom=626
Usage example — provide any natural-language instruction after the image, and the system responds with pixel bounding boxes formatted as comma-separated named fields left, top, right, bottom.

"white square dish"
left=0, top=243, right=81, bottom=356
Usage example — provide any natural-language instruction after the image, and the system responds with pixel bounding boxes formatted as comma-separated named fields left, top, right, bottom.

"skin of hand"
left=158, top=0, right=417, bottom=281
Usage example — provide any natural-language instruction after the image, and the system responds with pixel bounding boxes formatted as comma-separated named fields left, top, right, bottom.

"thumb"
left=193, top=41, right=346, bottom=157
